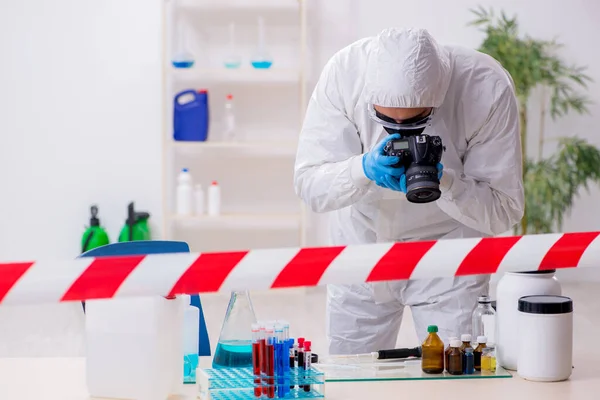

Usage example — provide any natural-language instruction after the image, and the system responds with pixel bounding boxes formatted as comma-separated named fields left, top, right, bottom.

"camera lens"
left=404, top=165, right=441, bottom=204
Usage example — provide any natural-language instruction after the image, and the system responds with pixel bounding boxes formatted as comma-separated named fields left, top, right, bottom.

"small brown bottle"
left=474, top=335, right=487, bottom=371
left=421, top=325, right=444, bottom=374
left=445, top=336, right=458, bottom=372
left=447, top=340, right=464, bottom=375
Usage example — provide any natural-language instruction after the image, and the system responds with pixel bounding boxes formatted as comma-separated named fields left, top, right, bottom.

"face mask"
left=369, top=106, right=433, bottom=136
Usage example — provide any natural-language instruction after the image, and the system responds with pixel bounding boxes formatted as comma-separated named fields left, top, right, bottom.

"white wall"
left=1, top=0, right=599, bottom=280
left=0, top=0, right=164, bottom=261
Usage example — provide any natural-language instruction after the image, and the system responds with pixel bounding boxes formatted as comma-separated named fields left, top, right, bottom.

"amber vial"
left=447, top=340, right=464, bottom=375
left=445, top=336, right=458, bottom=372
left=473, top=335, right=487, bottom=371
left=421, top=325, right=444, bottom=374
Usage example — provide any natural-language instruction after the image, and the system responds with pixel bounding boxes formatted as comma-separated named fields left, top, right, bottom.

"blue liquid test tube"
left=275, top=325, right=285, bottom=398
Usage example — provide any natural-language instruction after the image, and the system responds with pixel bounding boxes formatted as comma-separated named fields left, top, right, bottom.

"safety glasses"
left=367, top=104, right=434, bottom=132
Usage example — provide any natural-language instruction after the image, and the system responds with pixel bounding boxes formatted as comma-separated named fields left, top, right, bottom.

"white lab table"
left=0, top=355, right=598, bottom=400
left=2, top=283, right=600, bottom=399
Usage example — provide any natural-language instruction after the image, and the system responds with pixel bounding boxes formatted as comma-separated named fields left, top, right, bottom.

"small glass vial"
left=460, top=334, right=473, bottom=371
left=474, top=335, right=487, bottom=371
left=447, top=340, right=464, bottom=375
left=464, top=348, right=475, bottom=375
left=445, top=336, right=458, bottom=372
left=421, top=325, right=445, bottom=374
left=481, top=346, right=496, bottom=373
left=472, top=295, right=496, bottom=342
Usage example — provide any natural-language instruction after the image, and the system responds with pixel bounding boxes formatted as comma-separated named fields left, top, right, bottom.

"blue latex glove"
left=362, top=134, right=406, bottom=187
left=399, top=162, right=444, bottom=193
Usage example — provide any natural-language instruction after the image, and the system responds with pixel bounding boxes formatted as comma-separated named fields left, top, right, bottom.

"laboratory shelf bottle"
left=472, top=296, right=496, bottom=342
left=212, top=291, right=258, bottom=369
left=474, top=336, right=487, bottom=371
left=421, top=325, right=444, bottom=374
left=447, top=340, right=464, bottom=376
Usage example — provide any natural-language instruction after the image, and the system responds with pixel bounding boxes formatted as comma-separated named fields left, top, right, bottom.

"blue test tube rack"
left=197, top=366, right=325, bottom=400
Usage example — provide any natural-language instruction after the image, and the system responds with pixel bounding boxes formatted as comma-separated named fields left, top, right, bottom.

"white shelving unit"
left=161, top=0, right=309, bottom=252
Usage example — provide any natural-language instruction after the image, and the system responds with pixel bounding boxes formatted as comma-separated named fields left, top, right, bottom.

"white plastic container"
left=176, top=168, right=193, bottom=215
left=224, top=94, right=236, bottom=141
left=183, top=295, right=200, bottom=383
left=85, top=296, right=185, bottom=400
left=207, top=181, right=221, bottom=216
left=517, top=295, right=573, bottom=382
left=496, top=271, right=562, bottom=370
left=194, top=184, right=205, bottom=216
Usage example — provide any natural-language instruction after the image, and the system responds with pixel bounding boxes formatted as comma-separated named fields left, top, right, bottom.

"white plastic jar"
left=517, top=295, right=573, bottom=382
left=496, top=271, right=561, bottom=370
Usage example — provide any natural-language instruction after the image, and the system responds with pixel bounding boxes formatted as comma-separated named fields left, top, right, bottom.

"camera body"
left=383, top=134, right=445, bottom=203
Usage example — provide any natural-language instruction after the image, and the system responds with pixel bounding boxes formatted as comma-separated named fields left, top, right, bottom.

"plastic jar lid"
left=518, top=295, right=573, bottom=314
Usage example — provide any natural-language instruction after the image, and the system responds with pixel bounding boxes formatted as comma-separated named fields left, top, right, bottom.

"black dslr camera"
left=383, top=134, right=446, bottom=203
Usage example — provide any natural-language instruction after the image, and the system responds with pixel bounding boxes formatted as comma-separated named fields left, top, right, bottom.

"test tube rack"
left=198, top=367, right=325, bottom=400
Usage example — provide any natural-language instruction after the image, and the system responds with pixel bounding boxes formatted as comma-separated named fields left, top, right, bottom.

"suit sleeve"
left=436, top=87, right=525, bottom=236
left=294, top=58, right=379, bottom=213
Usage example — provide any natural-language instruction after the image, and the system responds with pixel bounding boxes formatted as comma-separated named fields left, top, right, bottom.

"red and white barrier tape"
left=0, top=232, right=598, bottom=306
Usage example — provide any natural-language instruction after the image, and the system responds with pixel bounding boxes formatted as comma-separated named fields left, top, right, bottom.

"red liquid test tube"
left=260, top=325, right=267, bottom=395
left=251, top=324, right=261, bottom=398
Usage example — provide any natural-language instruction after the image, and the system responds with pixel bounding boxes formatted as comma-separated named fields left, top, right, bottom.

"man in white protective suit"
left=293, top=27, right=524, bottom=355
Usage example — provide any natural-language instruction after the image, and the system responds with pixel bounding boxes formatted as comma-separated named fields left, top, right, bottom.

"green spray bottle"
left=118, top=202, right=151, bottom=242
left=81, top=205, right=110, bottom=253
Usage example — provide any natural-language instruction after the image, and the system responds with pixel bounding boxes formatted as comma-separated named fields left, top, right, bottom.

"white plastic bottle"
left=183, top=295, right=200, bottom=383
left=224, top=94, right=236, bottom=141
left=207, top=181, right=221, bottom=216
left=194, top=184, right=205, bottom=216
left=176, top=168, right=193, bottom=215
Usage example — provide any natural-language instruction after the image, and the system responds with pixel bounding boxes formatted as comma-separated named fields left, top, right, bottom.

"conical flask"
left=212, top=290, right=257, bottom=369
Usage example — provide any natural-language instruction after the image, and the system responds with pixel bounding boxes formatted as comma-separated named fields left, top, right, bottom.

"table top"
left=0, top=356, right=598, bottom=400
left=2, top=283, right=600, bottom=399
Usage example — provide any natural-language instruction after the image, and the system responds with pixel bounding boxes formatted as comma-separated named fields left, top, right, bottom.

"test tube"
left=303, top=341, right=312, bottom=392
left=265, top=326, right=275, bottom=399
left=288, top=337, right=295, bottom=390
left=274, top=324, right=285, bottom=398
left=251, top=324, right=261, bottom=398
left=259, top=323, right=267, bottom=396
left=297, top=339, right=305, bottom=391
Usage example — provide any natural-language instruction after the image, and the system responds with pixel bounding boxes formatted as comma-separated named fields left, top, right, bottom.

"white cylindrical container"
left=517, top=295, right=573, bottom=382
left=176, top=168, right=193, bottom=215
left=496, top=271, right=561, bottom=370
left=207, top=181, right=221, bottom=216
left=194, top=184, right=205, bottom=216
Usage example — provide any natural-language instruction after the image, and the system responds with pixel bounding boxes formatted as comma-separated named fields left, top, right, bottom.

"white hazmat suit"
left=294, top=28, right=524, bottom=355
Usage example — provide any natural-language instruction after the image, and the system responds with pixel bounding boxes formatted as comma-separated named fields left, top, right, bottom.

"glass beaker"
left=223, top=22, right=242, bottom=69
left=212, top=291, right=258, bottom=369
left=172, top=17, right=195, bottom=69
left=250, top=16, right=273, bottom=69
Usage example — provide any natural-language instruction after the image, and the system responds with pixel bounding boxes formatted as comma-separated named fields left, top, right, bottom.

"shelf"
left=169, top=140, right=298, bottom=157
left=171, top=67, right=301, bottom=84
left=178, top=0, right=299, bottom=13
left=170, top=213, right=301, bottom=230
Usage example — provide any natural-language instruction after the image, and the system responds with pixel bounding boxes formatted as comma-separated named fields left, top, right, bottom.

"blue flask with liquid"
left=212, top=291, right=257, bottom=369
left=173, top=89, right=209, bottom=142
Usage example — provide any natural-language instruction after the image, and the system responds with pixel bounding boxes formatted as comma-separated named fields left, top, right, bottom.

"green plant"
left=469, top=7, right=600, bottom=234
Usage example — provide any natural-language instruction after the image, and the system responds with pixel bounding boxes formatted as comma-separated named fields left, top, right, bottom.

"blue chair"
left=79, top=240, right=211, bottom=356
